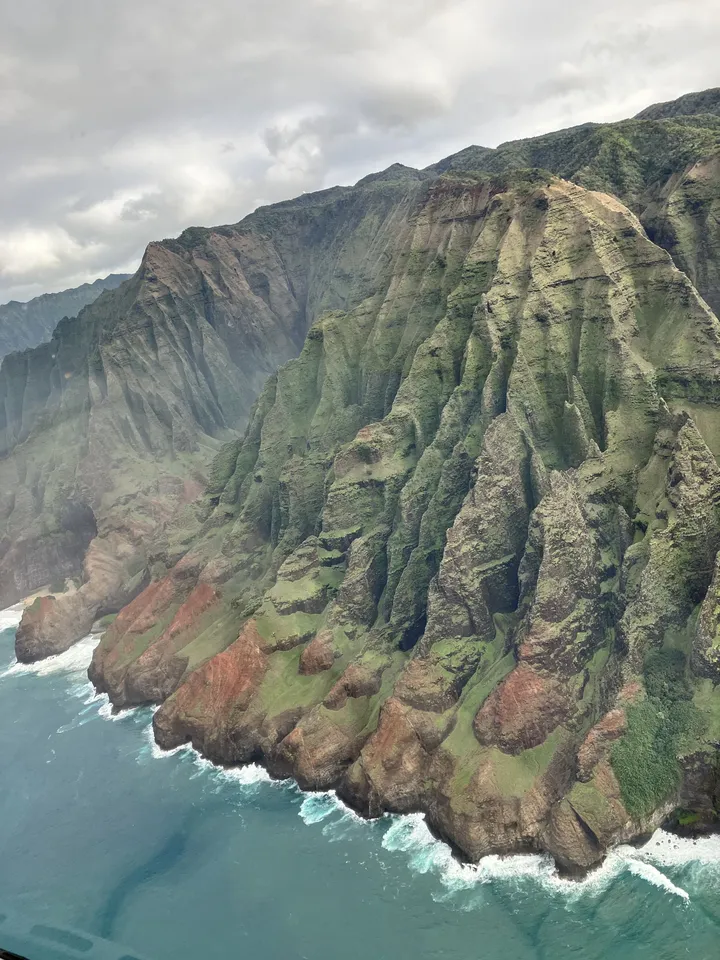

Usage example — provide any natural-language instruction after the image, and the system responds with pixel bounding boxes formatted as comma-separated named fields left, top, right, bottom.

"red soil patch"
left=107, top=577, right=178, bottom=641
left=168, top=619, right=268, bottom=721
left=473, top=663, right=572, bottom=753
left=577, top=708, right=627, bottom=779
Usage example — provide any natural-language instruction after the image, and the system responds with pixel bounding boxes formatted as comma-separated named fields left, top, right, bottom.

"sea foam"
left=0, top=631, right=100, bottom=680
left=378, top=810, right=703, bottom=904
left=289, top=776, right=715, bottom=903
left=0, top=602, right=25, bottom=632
left=138, top=719, right=273, bottom=792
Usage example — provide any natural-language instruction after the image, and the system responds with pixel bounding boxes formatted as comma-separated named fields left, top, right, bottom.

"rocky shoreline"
left=111, top=667, right=716, bottom=880
left=5, top=593, right=713, bottom=880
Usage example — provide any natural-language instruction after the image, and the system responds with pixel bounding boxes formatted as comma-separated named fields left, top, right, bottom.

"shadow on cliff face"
left=0, top=498, right=98, bottom=609
left=58, top=500, right=98, bottom=552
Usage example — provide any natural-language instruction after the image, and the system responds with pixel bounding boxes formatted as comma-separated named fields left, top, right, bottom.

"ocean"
left=1, top=603, right=718, bottom=960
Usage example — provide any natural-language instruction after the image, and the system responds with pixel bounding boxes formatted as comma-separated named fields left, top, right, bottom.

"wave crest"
left=0, top=603, right=25, bottom=632
left=379, top=811, right=699, bottom=903
left=0, top=633, right=100, bottom=680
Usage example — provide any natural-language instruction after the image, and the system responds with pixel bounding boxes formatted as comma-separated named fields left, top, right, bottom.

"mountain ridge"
left=7, top=86, right=720, bottom=874
left=88, top=167, right=720, bottom=873
left=0, top=273, right=132, bottom=362
left=635, top=87, right=720, bottom=120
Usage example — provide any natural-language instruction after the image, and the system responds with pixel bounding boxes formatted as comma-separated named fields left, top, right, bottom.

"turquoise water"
left=1, top=605, right=719, bottom=960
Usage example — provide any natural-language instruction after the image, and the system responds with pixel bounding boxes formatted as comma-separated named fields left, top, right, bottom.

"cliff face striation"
left=0, top=274, right=131, bottom=362
left=89, top=163, right=720, bottom=873
left=430, top=97, right=720, bottom=318
left=6, top=184, right=416, bottom=652
left=7, top=88, right=720, bottom=872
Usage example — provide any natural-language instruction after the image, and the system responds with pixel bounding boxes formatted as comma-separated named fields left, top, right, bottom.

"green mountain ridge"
left=8, top=86, right=720, bottom=873
left=0, top=177, right=445, bottom=629
left=635, top=87, right=720, bottom=120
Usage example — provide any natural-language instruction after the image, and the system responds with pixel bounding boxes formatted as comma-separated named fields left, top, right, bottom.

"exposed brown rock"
left=88, top=575, right=185, bottom=700
left=16, top=533, right=148, bottom=662
left=351, top=698, right=432, bottom=812
left=577, top=710, right=627, bottom=781
left=153, top=619, right=268, bottom=759
left=121, top=583, right=221, bottom=706
left=473, top=664, right=573, bottom=753
left=276, top=715, right=360, bottom=790
left=323, top=661, right=384, bottom=710
left=299, top=630, right=338, bottom=675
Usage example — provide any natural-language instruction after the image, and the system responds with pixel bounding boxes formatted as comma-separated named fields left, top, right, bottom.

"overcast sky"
left=0, top=0, right=718, bottom=303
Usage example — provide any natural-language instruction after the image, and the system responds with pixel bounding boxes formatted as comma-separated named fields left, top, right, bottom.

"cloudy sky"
left=0, top=0, right=718, bottom=303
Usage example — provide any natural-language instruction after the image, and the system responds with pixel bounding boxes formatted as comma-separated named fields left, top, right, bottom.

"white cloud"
left=0, top=226, right=101, bottom=279
left=0, top=0, right=717, bottom=302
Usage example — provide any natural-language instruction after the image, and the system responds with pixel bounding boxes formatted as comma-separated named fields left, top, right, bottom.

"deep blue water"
left=1, top=604, right=720, bottom=960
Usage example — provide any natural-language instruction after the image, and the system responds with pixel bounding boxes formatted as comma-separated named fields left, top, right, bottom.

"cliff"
left=431, top=104, right=720, bottom=319
left=7, top=88, right=720, bottom=873
left=90, top=167, right=720, bottom=872
left=6, top=177, right=455, bottom=655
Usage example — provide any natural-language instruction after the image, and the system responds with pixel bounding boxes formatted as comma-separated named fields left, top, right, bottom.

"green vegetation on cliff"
left=611, top=651, right=703, bottom=817
left=8, top=86, right=720, bottom=871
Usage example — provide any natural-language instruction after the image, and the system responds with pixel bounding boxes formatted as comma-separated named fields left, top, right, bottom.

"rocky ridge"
left=8, top=88, right=720, bottom=872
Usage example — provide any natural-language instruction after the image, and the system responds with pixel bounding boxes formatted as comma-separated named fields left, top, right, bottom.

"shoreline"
left=147, top=729, right=719, bottom=900
left=144, top=682, right=720, bottom=883
left=153, top=729, right=720, bottom=883
left=2, top=602, right=719, bottom=890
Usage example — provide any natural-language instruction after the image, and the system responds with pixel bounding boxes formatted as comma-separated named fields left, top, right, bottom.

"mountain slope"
left=88, top=168, right=720, bottom=872
left=429, top=110, right=720, bottom=317
left=4, top=177, right=458, bottom=654
left=0, top=274, right=131, bottom=362
left=6, top=88, right=720, bottom=873
left=635, top=87, right=720, bottom=120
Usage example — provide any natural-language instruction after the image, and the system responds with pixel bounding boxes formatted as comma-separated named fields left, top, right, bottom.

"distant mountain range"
left=0, top=274, right=131, bottom=362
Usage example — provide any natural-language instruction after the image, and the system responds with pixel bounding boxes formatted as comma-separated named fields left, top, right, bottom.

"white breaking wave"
left=0, top=632, right=100, bottom=680
left=0, top=602, right=25, bottom=632
left=183, top=747, right=273, bottom=790
left=633, top=827, right=720, bottom=868
left=96, top=697, right=147, bottom=723
left=0, top=618, right=146, bottom=732
left=377, top=811, right=704, bottom=904
left=56, top=688, right=108, bottom=734
left=138, top=720, right=273, bottom=791
left=299, top=792, right=342, bottom=825
left=143, top=720, right=188, bottom=760
left=219, top=763, right=273, bottom=786
left=298, top=789, right=365, bottom=827
left=379, top=813, right=557, bottom=894
left=297, top=790, right=368, bottom=846
left=625, top=859, right=690, bottom=901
